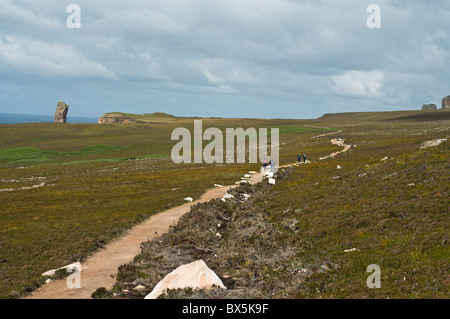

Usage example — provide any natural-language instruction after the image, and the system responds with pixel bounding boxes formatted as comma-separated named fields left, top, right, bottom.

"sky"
left=0, top=0, right=449, bottom=119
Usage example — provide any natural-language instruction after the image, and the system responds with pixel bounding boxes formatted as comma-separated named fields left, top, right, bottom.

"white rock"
left=407, top=183, right=416, bottom=187
left=420, top=138, right=447, bottom=149
left=134, top=285, right=146, bottom=290
left=215, top=232, right=222, bottom=238
left=381, top=157, right=389, bottom=161
left=344, top=248, right=360, bottom=253
left=222, top=194, right=235, bottom=200
left=264, top=171, right=274, bottom=178
left=144, top=260, right=226, bottom=299
left=213, top=184, right=223, bottom=188
left=268, top=178, right=276, bottom=185
left=249, top=171, right=257, bottom=174
left=42, top=262, right=83, bottom=277
left=336, top=165, right=342, bottom=169
left=45, top=279, right=53, bottom=284
left=183, top=197, right=193, bottom=202
left=244, top=174, right=251, bottom=178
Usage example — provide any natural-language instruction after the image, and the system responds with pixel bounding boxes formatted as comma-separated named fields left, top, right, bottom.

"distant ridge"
left=317, top=109, right=450, bottom=122
left=98, top=111, right=177, bottom=124
left=143, top=112, right=176, bottom=118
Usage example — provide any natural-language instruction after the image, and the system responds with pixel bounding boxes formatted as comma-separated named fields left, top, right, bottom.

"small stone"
left=134, top=285, right=146, bottom=290
left=183, top=197, right=193, bottom=202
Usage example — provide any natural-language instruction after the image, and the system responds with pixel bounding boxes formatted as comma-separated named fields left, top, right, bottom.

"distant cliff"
left=98, top=113, right=136, bottom=124
left=98, top=112, right=176, bottom=124
left=422, top=104, right=437, bottom=111
left=442, top=96, right=450, bottom=109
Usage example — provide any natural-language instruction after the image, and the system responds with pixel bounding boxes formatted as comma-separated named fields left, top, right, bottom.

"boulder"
left=54, top=102, right=69, bottom=123
left=422, top=104, right=436, bottom=110
left=144, top=260, right=226, bottom=299
left=222, top=194, right=235, bottom=200
left=442, top=96, right=450, bottom=109
left=183, top=197, right=193, bottom=202
left=268, top=178, right=276, bottom=185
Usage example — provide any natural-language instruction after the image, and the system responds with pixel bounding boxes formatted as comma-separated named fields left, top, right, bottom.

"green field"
left=0, top=110, right=448, bottom=299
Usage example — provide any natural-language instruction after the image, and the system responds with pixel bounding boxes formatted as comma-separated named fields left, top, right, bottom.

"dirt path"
left=25, top=135, right=349, bottom=299
left=318, top=138, right=352, bottom=160
left=25, top=173, right=263, bottom=299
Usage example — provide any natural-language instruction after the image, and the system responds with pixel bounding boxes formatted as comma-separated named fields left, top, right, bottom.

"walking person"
left=270, top=159, right=274, bottom=171
left=297, top=154, right=301, bottom=164
left=263, top=159, right=268, bottom=171
left=303, top=153, right=307, bottom=163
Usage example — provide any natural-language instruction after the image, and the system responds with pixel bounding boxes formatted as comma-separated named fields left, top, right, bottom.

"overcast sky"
left=0, top=0, right=449, bottom=119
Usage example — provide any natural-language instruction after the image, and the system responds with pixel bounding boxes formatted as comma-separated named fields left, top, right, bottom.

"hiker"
left=303, top=153, right=307, bottom=163
left=270, top=159, right=274, bottom=170
left=297, top=154, right=301, bottom=163
left=263, top=159, right=268, bottom=171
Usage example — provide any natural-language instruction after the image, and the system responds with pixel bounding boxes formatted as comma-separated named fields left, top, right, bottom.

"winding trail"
left=318, top=138, right=352, bottom=160
left=25, top=174, right=263, bottom=299
left=25, top=136, right=350, bottom=299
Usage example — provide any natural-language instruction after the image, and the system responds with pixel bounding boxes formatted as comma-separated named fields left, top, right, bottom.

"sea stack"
left=442, top=96, right=450, bottom=109
left=54, top=102, right=69, bottom=123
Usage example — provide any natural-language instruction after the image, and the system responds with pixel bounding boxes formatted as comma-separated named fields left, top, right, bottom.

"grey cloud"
left=0, top=0, right=449, bottom=118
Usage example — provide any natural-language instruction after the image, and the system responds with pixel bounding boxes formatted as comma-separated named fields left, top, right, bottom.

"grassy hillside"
left=110, top=140, right=449, bottom=299
left=0, top=110, right=448, bottom=299
left=104, top=111, right=449, bottom=299
left=0, top=116, right=334, bottom=298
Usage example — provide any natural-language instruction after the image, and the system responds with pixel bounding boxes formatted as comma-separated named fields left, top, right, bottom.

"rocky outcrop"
left=144, top=260, right=226, bottom=299
left=98, top=113, right=136, bottom=124
left=442, top=96, right=450, bottom=109
left=422, top=104, right=437, bottom=110
left=54, top=102, right=69, bottom=123
left=420, top=138, right=447, bottom=149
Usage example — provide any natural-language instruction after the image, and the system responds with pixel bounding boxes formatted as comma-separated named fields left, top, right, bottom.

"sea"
left=0, top=113, right=98, bottom=124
